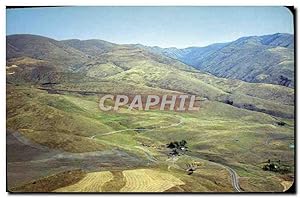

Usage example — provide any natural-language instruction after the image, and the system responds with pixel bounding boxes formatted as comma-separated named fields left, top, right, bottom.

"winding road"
left=10, top=114, right=242, bottom=192
left=90, top=118, right=184, bottom=139
left=134, top=146, right=158, bottom=163
left=183, top=155, right=243, bottom=192
left=89, top=117, right=243, bottom=192
left=225, top=165, right=242, bottom=192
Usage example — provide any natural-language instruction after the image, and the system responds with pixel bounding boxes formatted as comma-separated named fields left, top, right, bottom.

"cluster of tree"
left=166, top=140, right=188, bottom=156
left=262, top=159, right=291, bottom=173
left=279, top=75, right=292, bottom=87
left=224, top=99, right=233, bottom=105
left=277, top=121, right=286, bottom=126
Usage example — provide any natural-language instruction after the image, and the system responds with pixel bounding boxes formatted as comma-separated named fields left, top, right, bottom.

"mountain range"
left=6, top=33, right=294, bottom=119
left=143, top=33, right=294, bottom=87
left=7, top=33, right=294, bottom=87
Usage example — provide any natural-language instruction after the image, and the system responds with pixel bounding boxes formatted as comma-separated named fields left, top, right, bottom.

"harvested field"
left=281, top=181, right=293, bottom=192
left=53, top=169, right=185, bottom=192
left=54, top=171, right=113, bottom=192
left=120, top=169, right=185, bottom=192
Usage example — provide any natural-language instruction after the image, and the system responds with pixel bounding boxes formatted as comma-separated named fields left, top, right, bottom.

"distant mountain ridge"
left=144, top=33, right=294, bottom=87
left=7, top=33, right=294, bottom=87
left=6, top=34, right=294, bottom=118
left=6, top=34, right=91, bottom=69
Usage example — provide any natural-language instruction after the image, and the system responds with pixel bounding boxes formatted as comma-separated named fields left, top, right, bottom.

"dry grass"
left=101, top=171, right=127, bottom=192
left=281, top=181, right=293, bottom=192
left=54, top=171, right=113, bottom=192
left=120, top=169, right=185, bottom=192
left=19, top=129, right=107, bottom=153
left=10, top=169, right=85, bottom=192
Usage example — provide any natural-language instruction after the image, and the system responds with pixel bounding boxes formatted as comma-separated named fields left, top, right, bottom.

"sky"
left=6, top=6, right=294, bottom=48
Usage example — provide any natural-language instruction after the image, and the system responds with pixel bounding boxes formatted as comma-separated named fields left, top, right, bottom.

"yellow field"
left=120, top=169, right=185, bottom=192
left=54, top=171, right=113, bottom=192
left=281, top=181, right=293, bottom=192
left=54, top=169, right=184, bottom=192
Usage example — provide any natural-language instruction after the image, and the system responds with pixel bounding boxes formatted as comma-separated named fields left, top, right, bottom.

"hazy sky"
left=7, top=6, right=294, bottom=48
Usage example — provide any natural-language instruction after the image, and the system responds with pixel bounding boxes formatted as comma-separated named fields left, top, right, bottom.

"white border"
left=0, top=0, right=297, bottom=6
left=1, top=0, right=298, bottom=197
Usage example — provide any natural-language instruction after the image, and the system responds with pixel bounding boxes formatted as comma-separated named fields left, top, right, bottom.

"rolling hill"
left=6, top=34, right=294, bottom=118
left=7, top=34, right=91, bottom=70
left=146, top=33, right=294, bottom=87
left=6, top=34, right=294, bottom=192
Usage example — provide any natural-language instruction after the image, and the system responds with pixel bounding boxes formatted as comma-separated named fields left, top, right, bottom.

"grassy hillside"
left=7, top=84, right=294, bottom=192
left=7, top=34, right=90, bottom=70
left=6, top=34, right=294, bottom=192
left=197, top=39, right=294, bottom=87
left=152, top=33, right=294, bottom=87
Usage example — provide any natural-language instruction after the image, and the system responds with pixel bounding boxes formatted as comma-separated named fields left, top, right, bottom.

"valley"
left=6, top=34, right=294, bottom=192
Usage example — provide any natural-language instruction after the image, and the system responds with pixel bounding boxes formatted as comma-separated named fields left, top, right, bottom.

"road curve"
left=89, top=118, right=243, bottom=192
left=206, top=160, right=242, bottom=192
left=90, top=118, right=183, bottom=139
left=225, top=166, right=243, bottom=192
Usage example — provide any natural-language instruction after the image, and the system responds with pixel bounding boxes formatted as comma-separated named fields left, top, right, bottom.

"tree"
left=173, top=141, right=179, bottom=148
left=170, top=149, right=179, bottom=156
left=179, top=140, right=187, bottom=147
left=167, top=142, right=176, bottom=149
